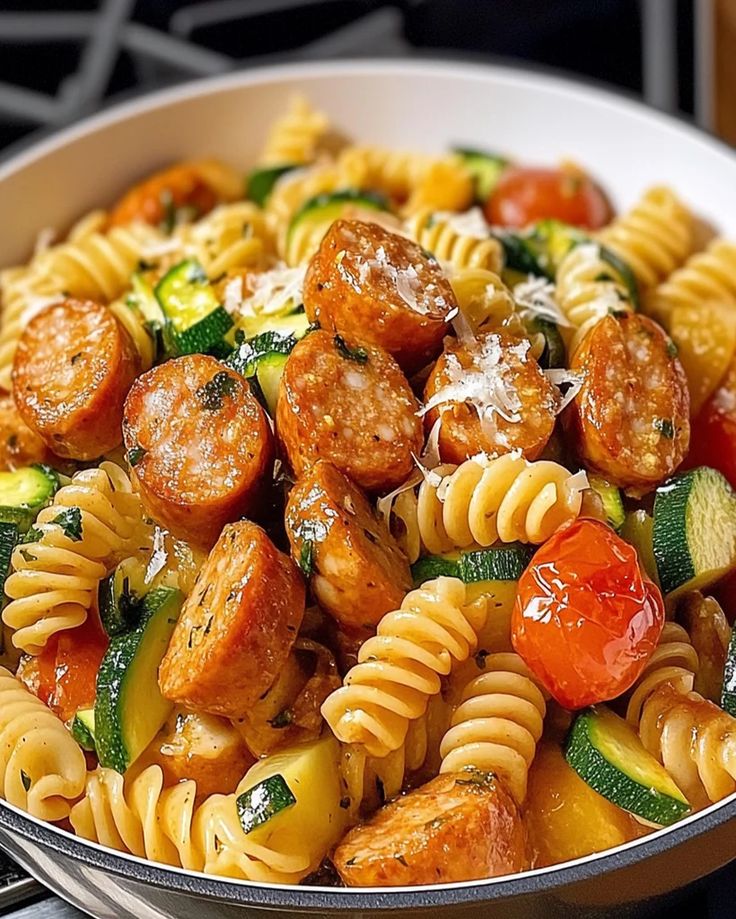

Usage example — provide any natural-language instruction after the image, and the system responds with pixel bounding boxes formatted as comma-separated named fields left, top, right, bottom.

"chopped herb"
left=159, top=189, right=177, bottom=234
left=196, top=371, right=238, bottom=412
left=19, top=548, right=37, bottom=563
left=234, top=329, right=246, bottom=345
left=127, top=445, right=147, bottom=467
left=394, top=854, right=409, bottom=867
left=23, top=526, right=42, bottom=544
left=345, top=856, right=358, bottom=867
left=298, top=540, right=314, bottom=577
left=268, top=708, right=294, bottom=729
left=666, top=339, right=678, bottom=358
left=20, top=769, right=31, bottom=792
left=53, top=507, right=82, bottom=541
left=334, top=335, right=368, bottom=364
left=474, top=649, right=489, bottom=670
left=654, top=417, right=674, bottom=439
left=339, top=796, right=351, bottom=810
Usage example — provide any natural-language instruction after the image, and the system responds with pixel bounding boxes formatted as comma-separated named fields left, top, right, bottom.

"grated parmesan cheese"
left=432, top=207, right=491, bottom=239
left=237, top=264, right=305, bottom=318
left=513, top=276, right=572, bottom=327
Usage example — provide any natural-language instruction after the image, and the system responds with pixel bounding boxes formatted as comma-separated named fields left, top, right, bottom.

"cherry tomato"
left=684, top=358, right=736, bottom=490
left=511, top=519, right=664, bottom=709
left=17, top=612, right=108, bottom=723
left=485, top=167, right=612, bottom=229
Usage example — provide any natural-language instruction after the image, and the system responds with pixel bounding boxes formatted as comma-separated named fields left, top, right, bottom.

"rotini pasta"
left=258, top=95, right=332, bottom=167
left=3, top=462, right=149, bottom=654
left=405, top=209, right=504, bottom=273
left=108, top=298, right=156, bottom=371
left=321, top=577, right=487, bottom=758
left=174, top=202, right=273, bottom=278
left=597, top=186, right=695, bottom=289
left=0, top=667, right=86, bottom=820
left=439, top=652, right=546, bottom=804
left=449, top=266, right=517, bottom=334
left=625, top=622, right=699, bottom=725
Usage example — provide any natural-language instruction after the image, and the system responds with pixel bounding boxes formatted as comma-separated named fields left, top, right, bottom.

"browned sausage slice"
left=303, top=219, right=457, bottom=374
left=12, top=299, right=140, bottom=460
left=566, top=313, right=690, bottom=491
left=159, top=521, right=304, bottom=719
left=123, top=354, right=273, bottom=548
left=276, top=329, right=423, bottom=493
left=284, top=461, right=411, bottom=633
left=0, top=395, right=55, bottom=471
left=334, top=771, right=528, bottom=886
left=423, top=330, right=557, bottom=463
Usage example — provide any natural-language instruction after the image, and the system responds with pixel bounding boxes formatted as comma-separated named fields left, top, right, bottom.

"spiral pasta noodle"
left=449, top=266, right=518, bottom=334
left=258, top=95, right=332, bottom=167
left=555, top=241, right=634, bottom=354
left=402, top=454, right=585, bottom=558
left=0, top=265, right=62, bottom=390
left=0, top=667, right=86, bottom=821
left=3, top=462, right=149, bottom=654
left=439, top=652, right=546, bottom=805
left=597, top=186, right=695, bottom=289
left=175, top=202, right=273, bottom=278
left=108, top=298, right=155, bottom=371
left=646, top=238, right=736, bottom=318
left=405, top=209, right=503, bottom=273
left=321, top=577, right=487, bottom=758
left=639, top=683, right=736, bottom=808
left=625, top=622, right=699, bottom=725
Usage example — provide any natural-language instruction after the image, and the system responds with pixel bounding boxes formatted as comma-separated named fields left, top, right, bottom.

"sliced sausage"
left=566, top=313, right=690, bottom=492
left=123, top=355, right=273, bottom=548
left=0, top=395, right=54, bottom=471
left=334, top=770, right=528, bottom=886
left=277, top=329, right=423, bottom=493
left=423, top=330, right=557, bottom=464
left=13, top=299, right=140, bottom=460
left=109, top=159, right=241, bottom=228
left=284, top=461, right=412, bottom=633
left=159, top=520, right=304, bottom=719
left=303, top=219, right=457, bottom=374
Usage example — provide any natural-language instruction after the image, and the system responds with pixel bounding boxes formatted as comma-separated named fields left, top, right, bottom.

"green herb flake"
left=196, top=371, right=238, bottom=412
left=474, top=649, right=489, bottom=670
left=268, top=708, right=294, bottom=729
left=127, top=445, right=147, bottom=467
left=20, top=769, right=31, bottom=792
left=334, top=335, right=368, bottom=365
left=666, top=339, right=679, bottom=358
left=53, top=506, right=82, bottom=541
left=236, top=775, right=296, bottom=835
left=654, top=417, right=674, bottom=439
left=345, top=856, right=358, bottom=867
left=298, top=540, right=314, bottom=577
left=23, top=526, right=42, bottom=544
left=394, top=854, right=409, bottom=867
left=339, top=796, right=351, bottom=810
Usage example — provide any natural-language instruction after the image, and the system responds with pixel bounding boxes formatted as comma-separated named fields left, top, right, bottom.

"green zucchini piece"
left=652, top=467, right=736, bottom=597
left=588, top=475, right=625, bottom=531
left=598, top=243, right=640, bottom=311
left=620, top=509, right=659, bottom=585
left=235, top=306, right=311, bottom=343
left=525, top=316, right=566, bottom=369
left=95, top=586, right=182, bottom=774
left=0, top=521, right=19, bottom=601
left=565, top=706, right=690, bottom=826
left=452, top=148, right=508, bottom=202
left=155, top=258, right=233, bottom=356
left=226, top=329, right=302, bottom=415
left=71, top=708, right=96, bottom=752
left=236, top=774, right=297, bottom=834
left=495, top=220, right=586, bottom=281
left=0, top=465, right=60, bottom=532
left=721, top=627, right=736, bottom=717
left=412, top=544, right=533, bottom=586
left=247, top=164, right=298, bottom=207
left=99, top=556, right=149, bottom=638
left=285, top=190, right=388, bottom=266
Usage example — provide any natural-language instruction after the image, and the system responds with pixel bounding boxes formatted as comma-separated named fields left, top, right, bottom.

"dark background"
left=0, top=1, right=732, bottom=917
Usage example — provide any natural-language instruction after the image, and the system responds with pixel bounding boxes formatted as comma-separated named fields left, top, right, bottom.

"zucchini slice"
left=721, top=627, right=736, bottom=717
left=71, top=708, right=96, bottom=752
left=99, top=556, right=149, bottom=638
left=0, top=464, right=60, bottom=532
left=620, top=509, right=659, bottom=585
left=227, top=328, right=303, bottom=416
left=495, top=219, right=586, bottom=281
left=452, top=148, right=508, bottom=202
left=652, top=467, right=736, bottom=597
left=95, top=586, right=183, bottom=774
left=247, top=164, right=298, bottom=207
left=525, top=316, right=566, bottom=369
left=237, top=774, right=296, bottom=834
left=155, top=258, right=233, bottom=356
left=0, top=521, right=19, bottom=601
left=412, top=544, right=533, bottom=586
left=588, top=475, right=625, bottom=531
left=565, top=706, right=690, bottom=826
left=285, top=190, right=388, bottom=266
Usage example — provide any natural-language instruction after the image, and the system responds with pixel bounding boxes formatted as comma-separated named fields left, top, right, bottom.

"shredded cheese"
left=513, top=276, right=571, bottom=327
left=432, top=207, right=491, bottom=239
left=237, top=264, right=305, bottom=318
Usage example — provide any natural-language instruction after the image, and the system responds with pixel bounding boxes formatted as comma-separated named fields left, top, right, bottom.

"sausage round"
left=13, top=299, right=140, bottom=460
left=123, top=354, right=273, bottom=548
left=423, top=330, right=557, bottom=463
left=276, top=329, right=423, bottom=493
left=159, top=520, right=305, bottom=719
left=0, top=395, right=54, bottom=471
left=566, top=312, right=690, bottom=491
left=284, top=460, right=412, bottom=633
left=109, top=159, right=241, bottom=227
left=303, top=219, right=457, bottom=374
left=333, top=771, right=528, bottom=886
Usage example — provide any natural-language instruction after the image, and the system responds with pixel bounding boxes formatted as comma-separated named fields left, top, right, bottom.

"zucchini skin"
left=412, top=544, right=533, bottom=586
left=565, top=709, right=690, bottom=826
left=653, top=473, right=696, bottom=595
left=236, top=774, right=296, bottom=834
left=0, top=521, right=19, bottom=600
left=247, top=165, right=297, bottom=207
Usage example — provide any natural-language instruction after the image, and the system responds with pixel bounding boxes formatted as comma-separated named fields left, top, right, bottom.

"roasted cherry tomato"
left=17, top=612, right=108, bottom=723
left=685, top=358, right=736, bottom=490
left=485, top=167, right=612, bottom=229
left=511, top=518, right=664, bottom=709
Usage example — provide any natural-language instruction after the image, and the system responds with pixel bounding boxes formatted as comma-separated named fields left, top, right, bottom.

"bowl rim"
left=1, top=55, right=736, bottom=909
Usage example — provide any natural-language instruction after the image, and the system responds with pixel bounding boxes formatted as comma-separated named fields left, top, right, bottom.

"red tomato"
left=17, top=612, right=108, bottom=723
left=511, top=519, right=664, bottom=709
left=684, top=359, right=736, bottom=490
left=485, top=167, right=612, bottom=229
